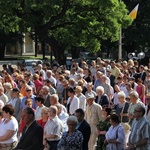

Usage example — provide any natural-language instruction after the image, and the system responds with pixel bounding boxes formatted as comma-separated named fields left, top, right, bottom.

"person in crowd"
left=75, top=108, right=91, bottom=150
left=32, top=73, right=43, bottom=95
left=57, top=115, right=83, bottom=150
left=96, top=107, right=111, bottom=150
left=125, top=82, right=134, bottom=97
left=20, top=86, right=36, bottom=110
left=3, top=82, right=12, bottom=100
left=95, top=86, right=109, bottom=107
left=16, top=107, right=43, bottom=150
left=0, top=109, right=3, bottom=124
left=37, top=107, right=49, bottom=129
left=24, top=72, right=35, bottom=91
left=55, top=103, right=69, bottom=132
left=37, top=64, right=46, bottom=80
left=128, top=91, right=145, bottom=125
left=67, top=87, right=79, bottom=115
left=69, top=67, right=78, bottom=81
left=0, top=100, right=4, bottom=109
left=41, top=85, right=51, bottom=107
left=110, top=61, right=121, bottom=83
left=19, top=79, right=28, bottom=97
left=43, top=105, right=63, bottom=150
left=136, top=78, right=146, bottom=104
left=46, top=70, right=57, bottom=87
left=44, top=79, right=56, bottom=95
left=115, top=91, right=130, bottom=148
left=129, top=77, right=137, bottom=90
left=35, top=96, right=46, bottom=120
left=62, top=79, right=70, bottom=106
left=105, top=114, right=125, bottom=150
left=0, top=104, right=18, bottom=150
left=113, top=84, right=121, bottom=105
left=85, top=82, right=97, bottom=98
left=144, top=73, right=150, bottom=94
left=85, top=93, right=102, bottom=150
left=93, top=71, right=103, bottom=91
left=0, top=86, right=9, bottom=104
left=128, top=105, right=150, bottom=150
left=138, top=65, right=146, bottom=82
left=68, top=78, right=77, bottom=89
left=83, top=67, right=92, bottom=83
left=50, top=94, right=66, bottom=112
left=75, top=85, right=86, bottom=111
left=77, top=79, right=87, bottom=95
left=90, top=60, right=97, bottom=80
left=145, top=93, right=150, bottom=123
left=7, top=88, right=22, bottom=122
left=106, top=69, right=115, bottom=88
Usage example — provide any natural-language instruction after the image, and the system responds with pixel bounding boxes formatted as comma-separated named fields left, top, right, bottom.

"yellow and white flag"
left=129, top=4, right=139, bottom=20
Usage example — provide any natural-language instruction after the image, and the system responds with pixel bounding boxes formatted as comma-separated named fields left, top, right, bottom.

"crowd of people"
left=0, top=57, right=150, bottom=150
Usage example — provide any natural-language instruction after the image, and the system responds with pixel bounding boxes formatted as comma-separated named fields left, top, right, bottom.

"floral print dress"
left=57, top=130, right=83, bottom=150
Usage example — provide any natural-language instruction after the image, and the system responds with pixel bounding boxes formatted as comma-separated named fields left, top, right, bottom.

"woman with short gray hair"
left=57, top=116, right=83, bottom=150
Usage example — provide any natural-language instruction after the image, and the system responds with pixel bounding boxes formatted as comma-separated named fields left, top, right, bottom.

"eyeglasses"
left=26, top=90, right=31, bottom=92
left=134, top=110, right=142, bottom=113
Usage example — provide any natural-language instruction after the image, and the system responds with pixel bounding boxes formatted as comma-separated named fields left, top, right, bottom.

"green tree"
left=0, top=0, right=132, bottom=63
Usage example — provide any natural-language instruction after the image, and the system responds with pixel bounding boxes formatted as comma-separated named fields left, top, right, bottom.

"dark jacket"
left=16, top=121, right=43, bottom=150
left=77, top=119, right=91, bottom=150
left=95, top=94, right=109, bottom=107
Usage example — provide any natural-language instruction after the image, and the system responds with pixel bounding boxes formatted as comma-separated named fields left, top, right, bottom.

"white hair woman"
left=115, top=91, right=130, bottom=148
left=95, top=86, right=109, bottom=107
left=57, top=116, right=83, bottom=150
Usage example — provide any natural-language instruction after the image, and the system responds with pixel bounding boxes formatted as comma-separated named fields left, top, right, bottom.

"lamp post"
left=118, top=28, right=122, bottom=60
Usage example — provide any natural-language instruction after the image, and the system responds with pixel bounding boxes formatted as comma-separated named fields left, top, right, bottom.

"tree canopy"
left=0, top=0, right=132, bottom=63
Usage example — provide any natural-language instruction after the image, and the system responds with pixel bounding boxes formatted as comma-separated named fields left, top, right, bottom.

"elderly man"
left=50, top=94, right=67, bottom=112
left=46, top=70, right=57, bottom=87
left=16, top=107, right=43, bottom=150
left=42, top=85, right=51, bottom=107
left=85, top=93, right=102, bottom=150
left=43, top=105, right=63, bottom=150
left=128, top=105, right=150, bottom=150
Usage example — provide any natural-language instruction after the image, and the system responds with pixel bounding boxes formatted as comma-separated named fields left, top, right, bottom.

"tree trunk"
left=41, top=41, right=45, bottom=60
left=34, top=33, right=38, bottom=57
left=0, top=44, right=6, bottom=60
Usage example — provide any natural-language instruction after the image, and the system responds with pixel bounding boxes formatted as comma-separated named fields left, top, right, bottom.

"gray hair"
left=118, top=91, right=126, bottom=99
left=96, top=86, right=104, bottom=94
left=55, top=103, right=63, bottom=111
left=129, top=91, right=139, bottom=99
left=42, top=86, right=50, bottom=92
left=67, top=115, right=78, bottom=125
left=51, top=94, right=59, bottom=102
left=46, top=70, right=52, bottom=74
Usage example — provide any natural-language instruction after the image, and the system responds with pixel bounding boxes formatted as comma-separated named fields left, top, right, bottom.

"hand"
left=120, top=113, right=124, bottom=117
left=127, top=143, right=135, bottom=150
left=43, top=139, right=47, bottom=146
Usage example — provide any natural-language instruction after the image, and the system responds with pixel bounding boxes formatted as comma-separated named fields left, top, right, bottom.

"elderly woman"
left=105, top=114, right=125, bottom=150
left=57, top=115, right=83, bottom=150
left=37, top=107, right=49, bottom=129
left=0, top=104, right=18, bottom=150
left=115, top=91, right=130, bottom=148
left=95, top=86, right=109, bottom=107
left=128, top=91, right=145, bottom=125
left=96, top=107, right=111, bottom=150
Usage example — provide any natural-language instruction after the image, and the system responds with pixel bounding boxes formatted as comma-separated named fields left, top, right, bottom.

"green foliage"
left=0, top=0, right=132, bottom=56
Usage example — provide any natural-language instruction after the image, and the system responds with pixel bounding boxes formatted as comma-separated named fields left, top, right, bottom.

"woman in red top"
left=37, top=107, right=49, bottom=129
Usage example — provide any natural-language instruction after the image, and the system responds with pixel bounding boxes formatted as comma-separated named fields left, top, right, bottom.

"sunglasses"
left=26, top=90, right=31, bottom=92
